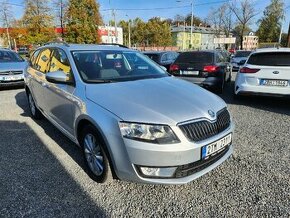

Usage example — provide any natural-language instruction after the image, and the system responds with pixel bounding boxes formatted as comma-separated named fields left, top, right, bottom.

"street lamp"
left=177, top=0, right=193, bottom=48
left=126, top=15, right=131, bottom=48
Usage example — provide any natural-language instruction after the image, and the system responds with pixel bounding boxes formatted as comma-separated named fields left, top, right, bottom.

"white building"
left=98, top=26, right=123, bottom=45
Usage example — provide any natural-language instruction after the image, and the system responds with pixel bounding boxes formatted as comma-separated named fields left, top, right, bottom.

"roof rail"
left=99, top=43, right=128, bottom=48
left=44, top=41, right=70, bottom=47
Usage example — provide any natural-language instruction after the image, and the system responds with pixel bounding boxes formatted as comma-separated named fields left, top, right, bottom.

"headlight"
left=119, top=122, right=180, bottom=144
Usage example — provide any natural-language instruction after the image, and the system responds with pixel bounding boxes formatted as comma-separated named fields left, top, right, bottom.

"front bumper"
left=0, top=80, right=24, bottom=87
left=121, top=124, right=234, bottom=184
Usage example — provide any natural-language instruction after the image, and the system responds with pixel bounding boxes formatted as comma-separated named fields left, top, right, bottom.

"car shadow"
left=219, top=79, right=290, bottom=116
left=0, top=120, right=106, bottom=217
left=15, top=91, right=87, bottom=176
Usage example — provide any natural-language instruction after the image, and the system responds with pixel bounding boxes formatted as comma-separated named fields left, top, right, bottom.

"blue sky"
left=6, top=0, right=290, bottom=32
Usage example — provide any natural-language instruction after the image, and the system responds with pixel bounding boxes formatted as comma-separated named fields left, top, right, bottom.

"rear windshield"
left=144, top=53, right=160, bottom=63
left=247, top=52, right=290, bottom=66
left=175, top=52, right=214, bottom=64
left=234, top=51, right=251, bottom=58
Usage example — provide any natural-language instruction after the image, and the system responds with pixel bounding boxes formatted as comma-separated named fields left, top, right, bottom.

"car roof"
left=253, top=47, right=290, bottom=54
left=143, top=51, right=168, bottom=54
left=37, top=43, right=136, bottom=52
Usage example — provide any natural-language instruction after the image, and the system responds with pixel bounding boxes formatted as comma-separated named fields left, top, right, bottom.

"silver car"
left=24, top=43, right=234, bottom=184
left=0, top=49, right=28, bottom=87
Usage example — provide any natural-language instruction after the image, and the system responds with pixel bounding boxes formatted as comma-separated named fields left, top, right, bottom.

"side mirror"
left=46, top=71, right=73, bottom=84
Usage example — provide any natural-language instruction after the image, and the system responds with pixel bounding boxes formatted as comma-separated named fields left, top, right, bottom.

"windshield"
left=0, top=50, right=24, bottom=63
left=234, top=51, right=251, bottom=58
left=175, top=52, right=214, bottom=64
left=72, top=50, right=168, bottom=83
left=247, top=52, right=290, bottom=66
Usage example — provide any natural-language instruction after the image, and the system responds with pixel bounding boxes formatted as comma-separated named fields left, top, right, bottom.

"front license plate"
left=182, top=70, right=199, bottom=75
left=0, top=75, right=23, bottom=81
left=260, top=79, right=288, bottom=87
left=202, top=134, right=232, bottom=159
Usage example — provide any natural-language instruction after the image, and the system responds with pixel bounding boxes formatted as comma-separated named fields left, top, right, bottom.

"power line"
left=100, top=0, right=233, bottom=11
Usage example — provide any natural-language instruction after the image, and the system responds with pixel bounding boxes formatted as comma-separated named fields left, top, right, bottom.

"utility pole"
left=287, top=22, right=290, bottom=48
left=3, top=5, right=11, bottom=49
left=112, top=10, right=118, bottom=43
left=60, top=0, right=64, bottom=38
left=190, top=0, right=193, bottom=49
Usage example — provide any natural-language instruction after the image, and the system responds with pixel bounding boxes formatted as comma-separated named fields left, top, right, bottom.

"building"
left=171, top=25, right=235, bottom=50
left=242, top=32, right=259, bottom=50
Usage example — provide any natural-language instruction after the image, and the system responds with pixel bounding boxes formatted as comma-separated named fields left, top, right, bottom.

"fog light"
left=139, top=166, right=177, bottom=178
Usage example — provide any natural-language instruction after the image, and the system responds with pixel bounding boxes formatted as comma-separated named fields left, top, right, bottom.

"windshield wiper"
left=86, top=79, right=115, bottom=83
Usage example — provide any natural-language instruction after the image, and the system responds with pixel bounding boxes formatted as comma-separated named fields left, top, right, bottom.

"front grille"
left=179, top=108, right=231, bottom=142
left=0, top=71, right=23, bottom=75
left=175, top=145, right=229, bottom=178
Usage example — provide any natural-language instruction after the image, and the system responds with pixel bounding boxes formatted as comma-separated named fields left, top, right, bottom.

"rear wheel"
left=81, top=125, right=112, bottom=183
left=28, top=92, right=42, bottom=119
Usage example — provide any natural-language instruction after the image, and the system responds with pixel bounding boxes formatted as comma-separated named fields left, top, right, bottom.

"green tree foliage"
left=65, top=0, right=103, bottom=43
left=22, top=0, right=56, bottom=44
left=119, top=17, right=172, bottom=47
left=256, top=0, right=285, bottom=43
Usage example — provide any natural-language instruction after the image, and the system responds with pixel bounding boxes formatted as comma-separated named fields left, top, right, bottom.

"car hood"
left=85, top=77, right=227, bottom=125
left=0, top=61, right=28, bottom=71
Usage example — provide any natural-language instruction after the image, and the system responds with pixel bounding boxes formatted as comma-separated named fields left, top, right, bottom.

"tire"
left=80, top=125, right=112, bottom=183
left=27, top=92, right=42, bottom=119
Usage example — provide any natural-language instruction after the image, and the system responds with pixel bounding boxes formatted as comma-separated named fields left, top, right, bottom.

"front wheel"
left=81, top=125, right=112, bottom=183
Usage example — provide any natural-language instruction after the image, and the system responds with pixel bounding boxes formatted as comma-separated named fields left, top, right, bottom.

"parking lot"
left=0, top=73, right=289, bottom=217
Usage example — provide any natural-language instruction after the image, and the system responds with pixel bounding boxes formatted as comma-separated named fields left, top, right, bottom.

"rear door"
left=29, top=48, right=52, bottom=110
left=246, top=52, right=290, bottom=87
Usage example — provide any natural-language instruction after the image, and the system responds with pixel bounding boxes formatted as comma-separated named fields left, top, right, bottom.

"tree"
left=65, top=0, right=103, bottom=43
left=22, top=0, right=56, bottom=44
left=256, top=0, right=285, bottom=43
left=146, top=17, right=172, bottom=46
left=231, top=0, right=257, bottom=49
left=0, top=0, right=14, bottom=48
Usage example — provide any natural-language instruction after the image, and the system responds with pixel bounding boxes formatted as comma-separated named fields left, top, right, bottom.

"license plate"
left=0, top=75, right=23, bottom=81
left=182, top=70, right=199, bottom=75
left=202, top=134, right=232, bottom=159
left=260, top=79, right=288, bottom=87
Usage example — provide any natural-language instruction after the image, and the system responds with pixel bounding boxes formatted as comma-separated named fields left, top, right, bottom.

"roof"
left=39, top=43, right=134, bottom=52
left=143, top=51, right=168, bottom=54
left=253, top=47, right=290, bottom=53
left=171, top=25, right=217, bottom=34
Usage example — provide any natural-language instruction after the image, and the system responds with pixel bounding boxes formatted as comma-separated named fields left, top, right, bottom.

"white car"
left=235, top=48, right=290, bottom=97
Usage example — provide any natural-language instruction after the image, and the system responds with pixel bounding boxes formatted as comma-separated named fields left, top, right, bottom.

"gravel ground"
left=0, top=75, right=289, bottom=217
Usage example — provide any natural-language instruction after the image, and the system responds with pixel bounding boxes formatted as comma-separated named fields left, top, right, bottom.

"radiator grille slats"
left=179, top=109, right=231, bottom=142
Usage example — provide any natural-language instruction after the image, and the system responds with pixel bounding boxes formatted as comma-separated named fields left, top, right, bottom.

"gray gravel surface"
left=0, top=76, right=289, bottom=217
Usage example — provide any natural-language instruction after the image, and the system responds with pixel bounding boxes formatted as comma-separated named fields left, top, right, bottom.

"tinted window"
left=247, top=52, right=290, bottom=66
left=235, top=51, right=251, bottom=58
left=36, top=48, right=52, bottom=73
left=49, top=49, right=71, bottom=74
left=175, top=52, right=214, bottom=64
left=72, top=50, right=167, bottom=83
left=144, top=53, right=160, bottom=63
left=0, top=50, right=24, bottom=63
left=161, top=53, right=168, bottom=62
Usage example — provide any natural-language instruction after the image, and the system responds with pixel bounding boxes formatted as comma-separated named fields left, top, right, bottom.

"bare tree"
left=53, top=0, right=68, bottom=38
left=0, top=0, right=14, bottom=48
left=230, top=0, right=257, bottom=49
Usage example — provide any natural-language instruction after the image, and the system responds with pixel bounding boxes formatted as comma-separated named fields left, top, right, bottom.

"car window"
left=234, top=51, right=251, bottom=58
left=175, top=52, right=214, bottom=64
left=144, top=53, right=160, bottom=63
left=72, top=50, right=167, bottom=83
left=30, top=49, right=41, bottom=69
left=247, top=52, right=290, bottom=66
left=36, top=48, right=53, bottom=73
left=217, top=53, right=225, bottom=63
left=49, top=49, right=71, bottom=74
